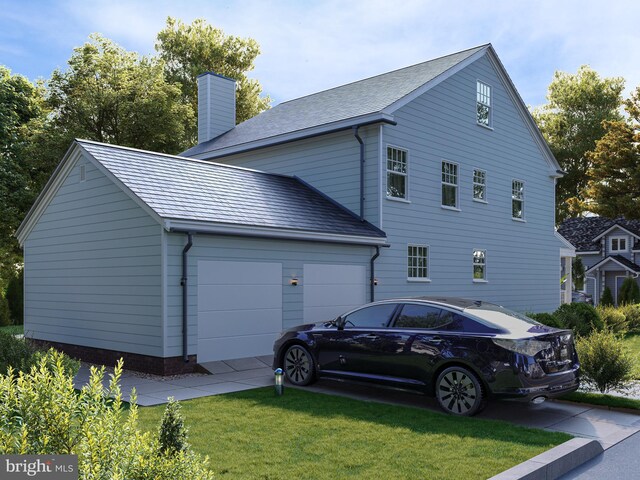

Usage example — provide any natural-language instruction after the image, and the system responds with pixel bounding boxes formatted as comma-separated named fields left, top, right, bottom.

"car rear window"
left=463, top=303, right=538, bottom=331
left=441, top=311, right=501, bottom=334
left=394, top=304, right=447, bottom=329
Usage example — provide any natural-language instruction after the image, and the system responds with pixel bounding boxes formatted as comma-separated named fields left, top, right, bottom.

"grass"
left=622, top=333, right=640, bottom=379
left=137, top=387, right=570, bottom=480
left=561, top=391, right=640, bottom=411
left=0, top=324, right=23, bottom=335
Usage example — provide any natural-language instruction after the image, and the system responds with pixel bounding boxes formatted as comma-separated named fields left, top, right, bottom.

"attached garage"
left=17, top=140, right=387, bottom=374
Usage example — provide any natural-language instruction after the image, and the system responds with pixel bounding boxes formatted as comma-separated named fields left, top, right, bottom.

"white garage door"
left=303, top=264, right=366, bottom=323
left=197, top=260, right=282, bottom=362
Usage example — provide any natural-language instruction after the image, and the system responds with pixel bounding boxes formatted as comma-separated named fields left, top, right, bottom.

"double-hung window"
left=512, top=180, right=524, bottom=220
left=441, top=161, right=458, bottom=208
left=473, top=249, right=487, bottom=281
left=610, top=237, right=628, bottom=253
left=477, top=81, right=491, bottom=127
left=408, top=245, right=429, bottom=281
left=473, top=169, right=486, bottom=201
left=387, top=146, right=408, bottom=199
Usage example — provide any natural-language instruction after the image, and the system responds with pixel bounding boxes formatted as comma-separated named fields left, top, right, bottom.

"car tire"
left=283, top=344, right=317, bottom=386
left=435, top=366, right=486, bottom=416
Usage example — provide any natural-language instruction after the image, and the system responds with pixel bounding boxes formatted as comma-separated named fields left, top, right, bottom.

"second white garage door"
left=197, top=260, right=282, bottom=363
left=303, top=264, right=366, bottom=323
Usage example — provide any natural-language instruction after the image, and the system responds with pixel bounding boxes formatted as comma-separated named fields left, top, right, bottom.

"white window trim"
left=610, top=236, right=629, bottom=253
left=407, top=243, right=430, bottom=282
left=512, top=179, right=525, bottom=220
left=472, top=168, right=487, bottom=203
left=386, top=144, right=409, bottom=201
left=473, top=249, right=488, bottom=282
left=441, top=160, right=459, bottom=209
left=476, top=80, right=493, bottom=129
left=79, top=164, right=86, bottom=182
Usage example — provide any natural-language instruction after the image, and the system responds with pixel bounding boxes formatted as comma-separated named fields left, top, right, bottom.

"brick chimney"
left=197, top=72, right=236, bottom=144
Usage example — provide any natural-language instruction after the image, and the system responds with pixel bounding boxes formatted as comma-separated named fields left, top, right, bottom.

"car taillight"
left=492, top=338, right=552, bottom=357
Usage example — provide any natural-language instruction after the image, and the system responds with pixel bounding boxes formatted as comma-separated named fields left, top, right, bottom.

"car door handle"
left=364, top=333, right=379, bottom=339
left=428, top=336, right=443, bottom=344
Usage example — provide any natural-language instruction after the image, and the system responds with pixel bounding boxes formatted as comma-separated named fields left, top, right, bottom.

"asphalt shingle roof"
left=585, top=255, right=640, bottom=274
left=78, top=140, right=386, bottom=240
left=558, top=217, right=640, bottom=252
left=182, top=45, right=488, bottom=158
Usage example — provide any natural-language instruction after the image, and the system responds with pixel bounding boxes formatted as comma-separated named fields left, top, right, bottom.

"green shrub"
left=527, top=312, right=564, bottom=329
left=576, top=329, right=634, bottom=393
left=554, top=302, right=604, bottom=337
left=0, top=330, right=34, bottom=374
left=0, top=352, right=213, bottom=479
left=159, top=397, right=188, bottom=455
left=618, top=277, right=640, bottom=306
left=601, top=286, right=614, bottom=307
left=0, top=295, right=10, bottom=327
left=621, top=304, right=640, bottom=333
left=597, top=306, right=628, bottom=334
left=5, top=269, right=23, bottom=325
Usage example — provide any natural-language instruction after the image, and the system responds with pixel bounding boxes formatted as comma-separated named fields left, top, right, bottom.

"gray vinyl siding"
left=376, top=55, right=560, bottom=312
left=23, top=154, right=163, bottom=356
left=198, top=74, right=236, bottom=144
left=207, top=126, right=381, bottom=226
left=164, top=232, right=373, bottom=357
left=603, top=228, right=633, bottom=260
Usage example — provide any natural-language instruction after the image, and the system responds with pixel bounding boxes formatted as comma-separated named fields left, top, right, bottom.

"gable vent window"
left=473, top=169, right=486, bottom=202
left=79, top=164, right=86, bottom=182
left=477, top=81, right=492, bottom=127
left=610, top=237, right=627, bottom=253
left=387, top=146, right=408, bottom=199
left=441, top=161, right=458, bottom=209
left=512, top=180, right=524, bottom=220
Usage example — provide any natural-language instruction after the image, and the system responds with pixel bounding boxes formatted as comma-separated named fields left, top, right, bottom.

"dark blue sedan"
left=273, top=297, right=580, bottom=416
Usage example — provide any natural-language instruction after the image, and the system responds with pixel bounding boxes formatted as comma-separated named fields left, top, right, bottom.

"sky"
left=1, top=0, right=639, bottom=108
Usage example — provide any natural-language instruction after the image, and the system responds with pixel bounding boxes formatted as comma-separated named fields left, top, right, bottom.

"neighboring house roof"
left=585, top=255, right=640, bottom=275
left=16, top=140, right=387, bottom=246
left=558, top=217, right=640, bottom=252
left=182, top=44, right=561, bottom=175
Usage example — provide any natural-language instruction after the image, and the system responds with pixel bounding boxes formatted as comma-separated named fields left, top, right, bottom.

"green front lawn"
left=0, top=325, right=23, bottom=335
left=138, top=388, right=570, bottom=480
left=561, top=391, right=640, bottom=411
left=622, top=333, right=640, bottom=379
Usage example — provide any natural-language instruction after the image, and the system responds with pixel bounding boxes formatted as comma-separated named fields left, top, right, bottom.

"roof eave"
left=187, top=112, right=396, bottom=160
left=164, top=219, right=388, bottom=246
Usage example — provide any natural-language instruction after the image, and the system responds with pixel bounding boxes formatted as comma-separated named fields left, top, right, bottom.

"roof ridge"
left=75, top=138, right=295, bottom=180
left=276, top=44, right=490, bottom=108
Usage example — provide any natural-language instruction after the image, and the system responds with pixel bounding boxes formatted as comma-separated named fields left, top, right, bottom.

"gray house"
left=559, top=217, right=640, bottom=305
left=17, top=44, right=569, bottom=374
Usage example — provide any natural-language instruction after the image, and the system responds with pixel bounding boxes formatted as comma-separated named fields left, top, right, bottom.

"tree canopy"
left=532, top=66, right=624, bottom=222
left=156, top=17, right=270, bottom=143
left=585, top=87, right=640, bottom=218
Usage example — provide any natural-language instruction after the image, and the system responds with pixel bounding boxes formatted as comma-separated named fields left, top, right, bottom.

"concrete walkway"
left=73, top=358, right=640, bottom=450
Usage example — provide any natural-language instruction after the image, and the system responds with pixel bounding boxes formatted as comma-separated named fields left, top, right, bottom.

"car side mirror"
left=335, top=316, right=345, bottom=330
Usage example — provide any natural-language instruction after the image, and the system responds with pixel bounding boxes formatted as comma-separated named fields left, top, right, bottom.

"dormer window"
left=610, top=236, right=628, bottom=253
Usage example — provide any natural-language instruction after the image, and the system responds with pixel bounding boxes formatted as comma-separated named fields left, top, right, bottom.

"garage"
left=303, top=264, right=366, bottom=323
left=197, top=260, right=283, bottom=362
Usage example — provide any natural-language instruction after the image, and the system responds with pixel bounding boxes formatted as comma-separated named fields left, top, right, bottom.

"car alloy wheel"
left=284, top=345, right=316, bottom=386
left=435, top=366, right=485, bottom=416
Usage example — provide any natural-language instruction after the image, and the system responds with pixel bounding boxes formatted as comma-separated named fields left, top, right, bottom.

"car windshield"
left=463, top=303, right=539, bottom=332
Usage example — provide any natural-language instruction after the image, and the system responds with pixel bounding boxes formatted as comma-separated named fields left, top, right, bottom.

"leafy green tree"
left=532, top=66, right=624, bottom=222
left=572, top=257, right=585, bottom=291
left=5, top=268, right=22, bottom=325
left=601, top=286, right=614, bottom=307
left=156, top=17, right=270, bottom=143
left=586, top=87, right=640, bottom=218
left=618, top=276, right=640, bottom=305
left=0, top=67, right=46, bottom=286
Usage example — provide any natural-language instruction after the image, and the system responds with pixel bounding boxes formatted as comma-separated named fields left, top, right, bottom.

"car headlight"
left=492, top=338, right=551, bottom=357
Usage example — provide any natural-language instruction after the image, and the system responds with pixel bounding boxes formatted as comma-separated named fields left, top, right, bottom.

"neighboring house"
left=559, top=217, right=640, bottom=305
left=17, top=44, right=569, bottom=374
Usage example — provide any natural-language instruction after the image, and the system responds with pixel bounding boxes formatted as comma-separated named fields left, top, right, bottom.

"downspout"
left=353, top=126, right=365, bottom=221
left=370, top=246, right=380, bottom=302
left=181, top=233, right=194, bottom=362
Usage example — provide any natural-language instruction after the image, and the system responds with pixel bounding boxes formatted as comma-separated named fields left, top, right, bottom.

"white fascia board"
left=190, top=112, right=395, bottom=160
left=164, top=219, right=388, bottom=246
left=484, top=47, right=563, bottom=175
left=382, top=46, right=490, bottom=115
left=576, top=251, right=601, bottom=255
left=555, top=231, right=576, bottom=252
left=585, top=256, right=639, bottom=275
left=592, top=224, right=640, bottom=241
left=15, top=143, right=82, bottom=245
